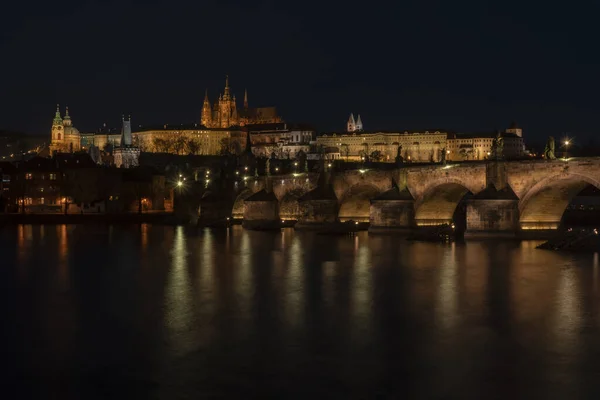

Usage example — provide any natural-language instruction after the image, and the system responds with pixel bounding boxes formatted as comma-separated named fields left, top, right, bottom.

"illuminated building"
left=316, top=121, right=525, bottom=162
left=201, top=76, right=283, bottom=128
left=113, top=116, right=140, bottom=168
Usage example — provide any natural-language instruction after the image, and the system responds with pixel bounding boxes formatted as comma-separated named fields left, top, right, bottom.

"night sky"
left=2, top=0, right=600, bottom=144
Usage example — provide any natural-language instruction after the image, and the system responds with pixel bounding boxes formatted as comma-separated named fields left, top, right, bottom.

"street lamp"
left=564, top=140, right=570, bottom=160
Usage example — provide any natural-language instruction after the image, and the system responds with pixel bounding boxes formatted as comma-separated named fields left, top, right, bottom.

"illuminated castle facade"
left=201, top=76, right=283, bottom=128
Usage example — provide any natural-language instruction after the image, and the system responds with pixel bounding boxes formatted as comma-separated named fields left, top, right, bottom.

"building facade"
left=201, top=76, right=283, bottom=128
left=316, top=123, right=525, bottom=162
left=249, top=123, right=313, bottom=159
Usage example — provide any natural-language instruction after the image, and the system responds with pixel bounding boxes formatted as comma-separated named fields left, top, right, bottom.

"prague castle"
left=49, top=76, right=284, bottom=158
left=201, top=76, right=282, bottom=128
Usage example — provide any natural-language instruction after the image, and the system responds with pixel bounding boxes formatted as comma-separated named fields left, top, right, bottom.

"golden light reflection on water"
left=165, top=226, right=194, bottom=356
left=16, top=224, right=32, bottom=281
left=350, top=233, right=372, bottom=327
left=141, top=223, right=149, bottom=251
left=56, top=225, right=69, bottom=290
left=198, top=228, right=216, bottom=318
left=435, top=241, right=459, bottom=332
left=236, top=228, right=253, bottom=317
left=553, top=265, right=582, bottom=356
left=283, top=235, right=304, bottom=328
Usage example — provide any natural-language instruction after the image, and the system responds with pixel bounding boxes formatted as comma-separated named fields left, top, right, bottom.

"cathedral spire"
left=347, top=113, right=356, bottom=132
left=356, top=114, right=363, bottom=131
left=223, top=75, right=230, bottom=98
left=244, top=88, right=248, bottom=109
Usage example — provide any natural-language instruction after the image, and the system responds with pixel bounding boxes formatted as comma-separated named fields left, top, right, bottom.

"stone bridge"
left=198, top=158, right=600, bottom=237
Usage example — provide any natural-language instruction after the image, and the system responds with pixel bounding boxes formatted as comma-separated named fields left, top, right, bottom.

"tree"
left=341, top=144, right=350, bottom=161
left=219, top=137, right=231, bottom=155
left=459, top=148, right=473, bottom=161
left=370, top=150, right=383, bottom=162
left=62, top=169, right=101, bottom=214
left=185, top=138, right=201, bottom=155
left=152, top=137, right=170, bottom=153
left=103, top=142, right=114, bottom=155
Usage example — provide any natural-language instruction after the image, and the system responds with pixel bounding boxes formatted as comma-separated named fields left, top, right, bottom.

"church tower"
left=244, top=89, right=248, bottom=109
left=220, top=75, right=233, bottom=128
left=355, top=114, right=363, bottom=131
left=347, top=113, right=356, bottom=132
left=505, top=121, right=522, bottom=137
left=201, top=89, right=212, bottom=127
left=50, top=104, right=64, bottom=152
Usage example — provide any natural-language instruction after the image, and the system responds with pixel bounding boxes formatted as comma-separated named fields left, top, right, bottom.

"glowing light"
left=275, top=167, right=279, bottom=171
left=236, top=171, right=239, bottom=175
left=328, top=163, right=332, bottom=167
left=565, top=140, right=570, bottom=146
left=487, top=152, right=491, bottom=156
left=294, top=162, right=298, bottom=166
left=179, top=174, right=182, bottom=178
left=206, top=179, right=210, bottom=183
left=355, top=221, right=359, bottom=225
left=177, top=181, right=183, bottom=187
left=446, top=150, right=450, bottom=154
left=243, top=176, right=248, bottom=181
left=244, top=166, right=248, bottom=171
left=359, top=169, right=366, bottom=173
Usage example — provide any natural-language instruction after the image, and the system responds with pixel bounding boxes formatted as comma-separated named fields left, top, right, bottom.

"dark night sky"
left=2, top=0, right=600, bottom=144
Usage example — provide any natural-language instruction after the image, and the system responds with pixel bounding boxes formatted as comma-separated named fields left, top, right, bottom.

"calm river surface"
left=2, top=224, right=600, bottom=399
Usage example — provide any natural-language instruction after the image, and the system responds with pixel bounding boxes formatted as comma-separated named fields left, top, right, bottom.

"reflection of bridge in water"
left=198, top=158, right=600, bottom=238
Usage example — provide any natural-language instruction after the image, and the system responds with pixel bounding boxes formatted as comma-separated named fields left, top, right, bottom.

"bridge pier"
left=242, top=189, right=280, bottom=230
left=464, top=185, right=520, bottom=238
left=295, top=185, right=339, bottom=230
left=369, top=187, right=415, bottom=233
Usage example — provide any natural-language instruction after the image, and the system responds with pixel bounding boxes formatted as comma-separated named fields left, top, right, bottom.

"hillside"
left=0, top=130, right=46, bottom=160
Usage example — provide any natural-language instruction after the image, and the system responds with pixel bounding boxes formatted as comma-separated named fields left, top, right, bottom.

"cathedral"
left=201, top=76, right=283, bottom=128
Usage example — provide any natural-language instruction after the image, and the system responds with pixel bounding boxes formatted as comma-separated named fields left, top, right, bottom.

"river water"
left=2, top=224, right=600, bottom=399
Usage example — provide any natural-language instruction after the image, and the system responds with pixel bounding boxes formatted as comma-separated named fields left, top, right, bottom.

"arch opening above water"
left=414, top=182, right=472, bottom=227
left=519, top=173, right=600, bottom=230
left=338, top=184, right=382, bottom=222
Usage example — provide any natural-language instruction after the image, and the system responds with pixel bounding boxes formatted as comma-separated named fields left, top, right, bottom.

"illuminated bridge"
left=197, top=158, right=600, bottom=237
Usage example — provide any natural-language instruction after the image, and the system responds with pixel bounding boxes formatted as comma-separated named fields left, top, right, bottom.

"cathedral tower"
left=201, top=89, right=212, bottom=127
left=355, top=114, right=363, bottom=131
left=347, top=113, right=356, bottom=132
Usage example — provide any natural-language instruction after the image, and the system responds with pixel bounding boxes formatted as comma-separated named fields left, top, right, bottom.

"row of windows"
left=25, top=173, right=57, bottom=180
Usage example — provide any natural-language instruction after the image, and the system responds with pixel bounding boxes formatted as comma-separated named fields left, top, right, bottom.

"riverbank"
left=0, top=212, right=185, bottom=225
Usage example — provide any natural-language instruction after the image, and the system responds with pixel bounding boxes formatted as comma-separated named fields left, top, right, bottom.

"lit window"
left=25, top=173, right=33, bottom=180
left=49, top=173, right=57, bottom=180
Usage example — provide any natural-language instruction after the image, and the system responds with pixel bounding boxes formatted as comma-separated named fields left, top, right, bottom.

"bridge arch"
left=519, top=172, right=600, bottom=230
left=414, top=180, right=472, bottom=227
left=338, top=183, right=383, bottom=222
left=231, top=187, right=256, bottom=219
